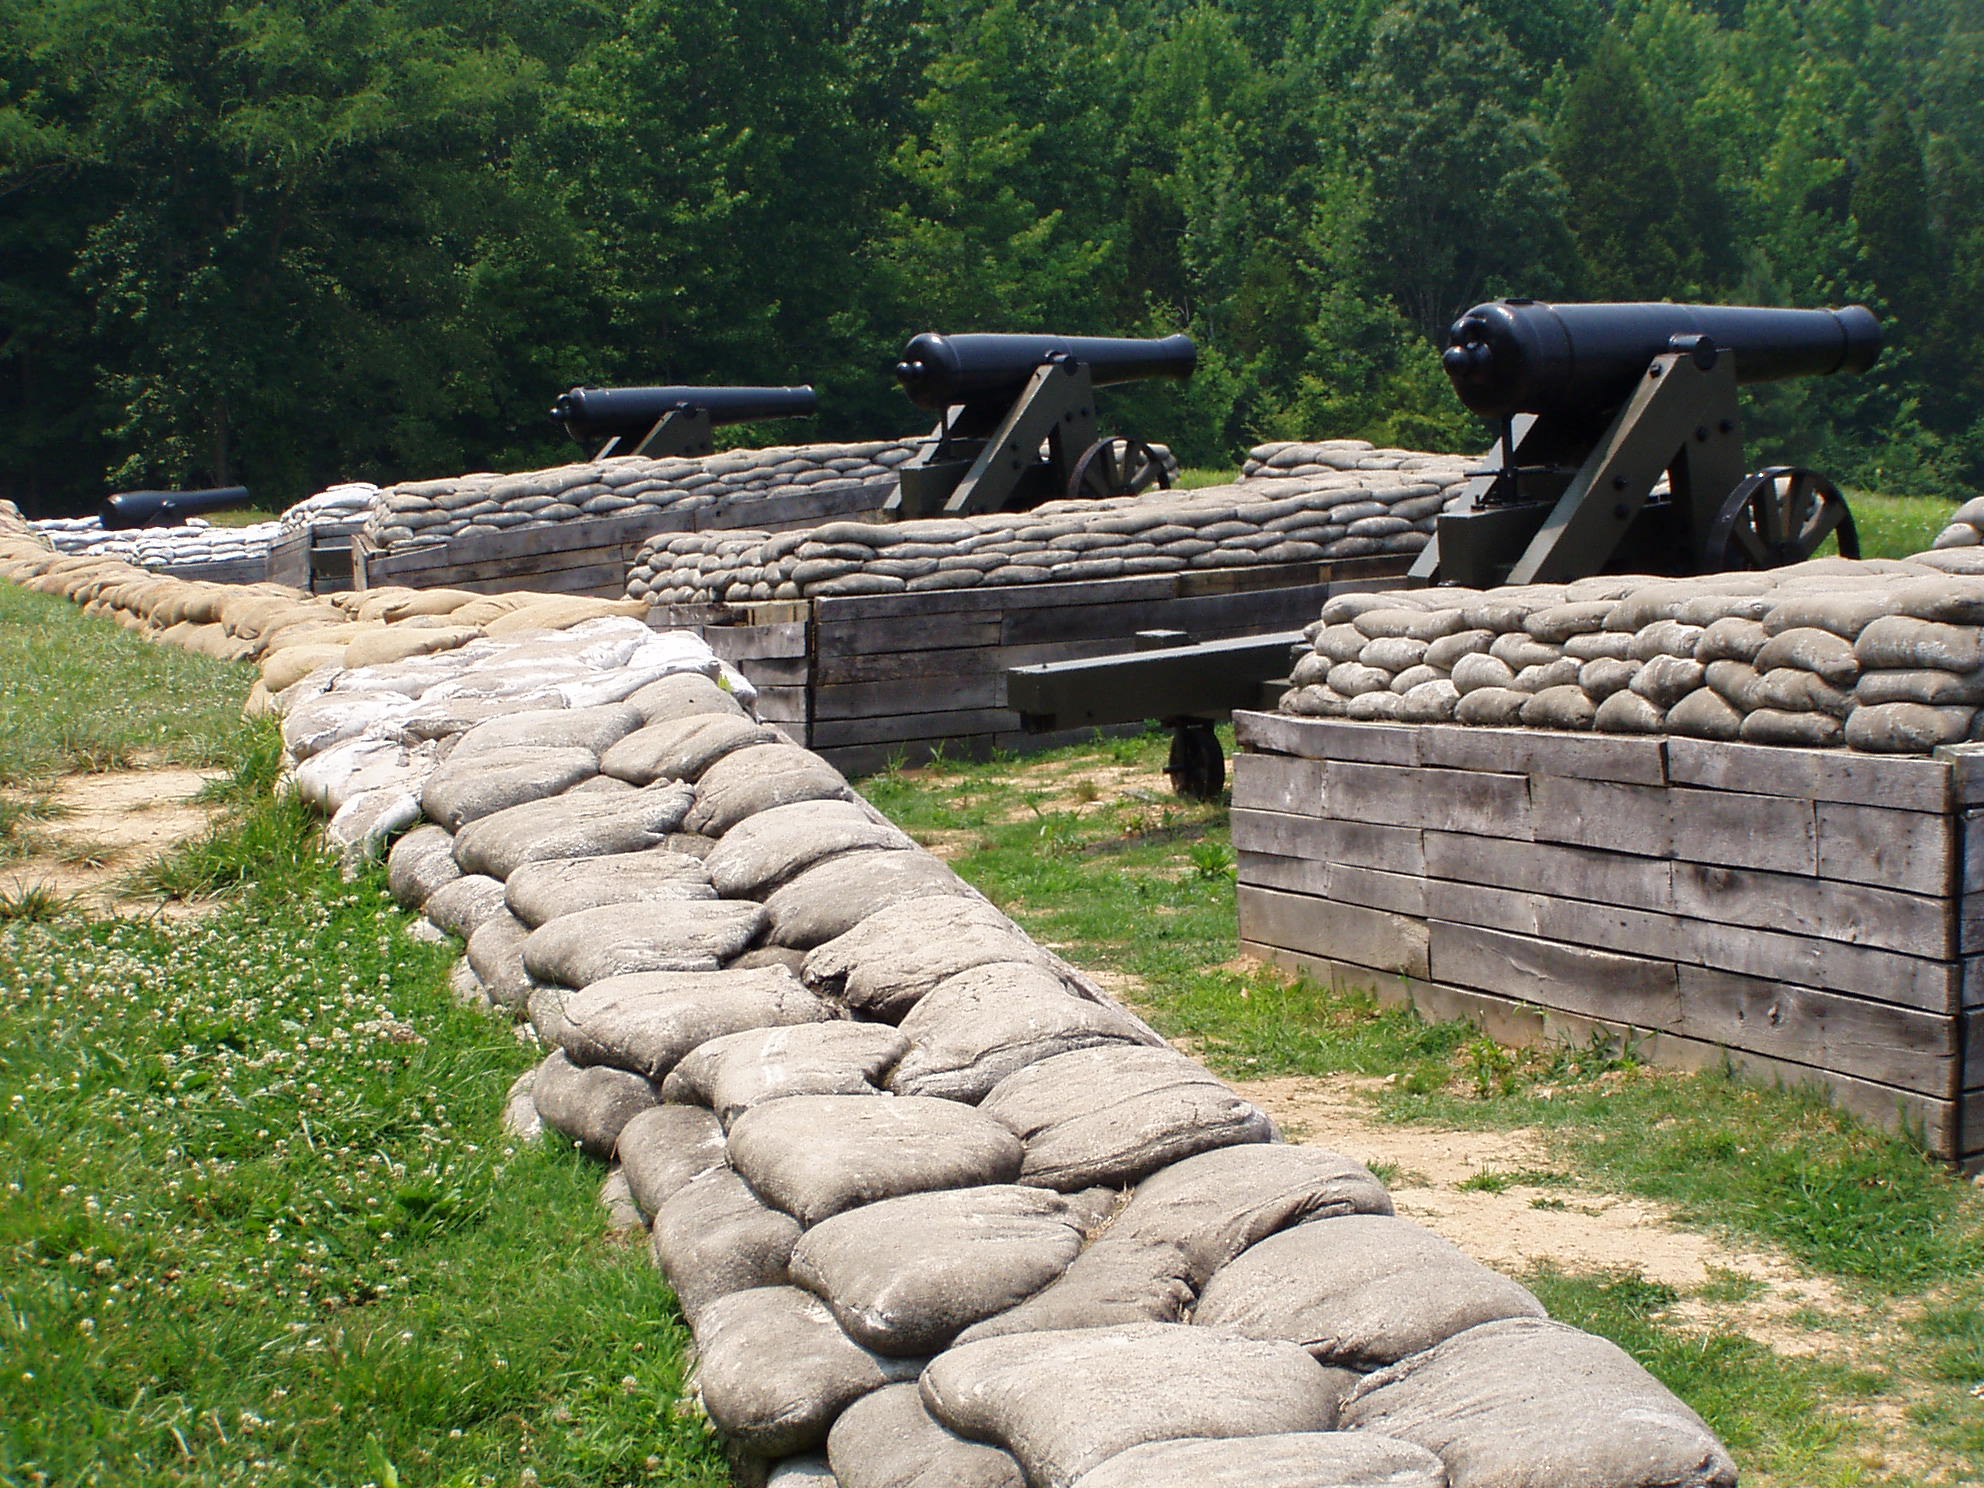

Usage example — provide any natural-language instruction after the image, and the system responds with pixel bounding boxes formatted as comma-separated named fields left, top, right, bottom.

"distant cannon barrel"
left=99, top=485, right=253, bottom=530
left=895, top=332, right=1198, bottom=411
left=549, top=384, right=818, bottom=444
left=1442, top=300, right=1882, bottom=421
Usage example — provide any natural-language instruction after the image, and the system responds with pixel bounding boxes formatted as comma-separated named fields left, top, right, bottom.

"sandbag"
left=956, top=1144, right=1391, bottom=1344
left=727, top=1095, right=1025, bottom=1226
left=385, top=823, right=461, bottom=909
left=694, top=1286, right=923, bottom=1459
left=919, top=1323, right=1352, bottom=1488
left=628, top=671, right=749, bottom=724
left=1069, top=1433, right=1446, bottom=1488
left=600, top=712, right=781, bottom=786
left=890, top=962, right=1154, bottom=1102
left=521, top=898, right=766, bottom=985
left=504, top=848, right=715, bottom=927
left=664, top=1022, right=909, bottom=1125
left=827, top=1384, right=1026, bottom=1488
left=530, top=1050, right=662, bottom=1160
left=791, top=1184, right=1111, bottom=1357
left=466, top=909, right=543, bottom=1011
left=535, top=965, right=832, bottom=1077
left=705, top=799, right=916, bottom=899
left=802, top=896, right=1064, bottom=1022
left=451, top=781, right=696, bottom=880
left=617, top=1103, right=728, bottom=1216
left=1340, top=1316, right=1737, bottom=1488
left=451, top=702, right=643, bottom=757
left=652, top=1167, right=803, bottom=1323
left=978, top=1045, right=1275, bottom=1191
left=421, top=873, right=510, bottom=938
left=1192, top=1213, right=1546, bottom=1369
left=685, top=744, right=855, bottom=836
left=420, top=744, right=599, bottom=831
left=765, top=852, right=973, bottom=951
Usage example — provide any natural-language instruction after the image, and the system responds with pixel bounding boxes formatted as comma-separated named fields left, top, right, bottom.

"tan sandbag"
left=179, top=621, right=252, bottom=661
left=446, top=592, right=552, bottom=627
left=352, top=587, right=425, bottom=623
left=260, top=621, right=357, bottom=654
left=340, top=622, right=481, bottom=670
left=483, top=596, right=649, bottom=636
left=369, top=588, right=482, bottom=621
left=262, top=644, right=349, bottom=693
left=244, top=679, right=276, bottom=718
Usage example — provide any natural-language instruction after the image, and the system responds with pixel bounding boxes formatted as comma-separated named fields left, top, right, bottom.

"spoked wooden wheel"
left=1707, top=466, right=1859, bottom=569
left=1069, top=436, right=1171, bottom=502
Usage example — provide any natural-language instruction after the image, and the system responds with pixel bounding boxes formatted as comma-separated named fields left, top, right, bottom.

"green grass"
left=200, top=508, right=282, bottom=529
left=0, top=584, right=254, bottom=786
left=856, top=727, right=1984, bottom=1485
left=0, top=740, right=727, bottom=1488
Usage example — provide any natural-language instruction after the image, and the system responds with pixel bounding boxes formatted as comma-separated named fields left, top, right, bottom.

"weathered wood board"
left=1233, top=710, right=1984, bottom=1169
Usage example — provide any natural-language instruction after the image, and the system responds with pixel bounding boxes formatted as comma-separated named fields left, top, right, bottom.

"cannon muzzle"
left=895, top=332, right=1197, bottom=411
left=1443, top=300, right=1882, bottom=421
left=549, top=384, right=818, bottom=445
left=99, top=485, right=253, bottom=530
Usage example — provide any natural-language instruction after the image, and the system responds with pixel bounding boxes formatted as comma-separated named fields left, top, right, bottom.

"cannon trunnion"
left=550, top=384, right=818, bottom=462
left=888, top=331, right=1196, bottom=519
left=99, top=485, right=253, bottom=530
left=1415, top=299, right=1882, bottom=588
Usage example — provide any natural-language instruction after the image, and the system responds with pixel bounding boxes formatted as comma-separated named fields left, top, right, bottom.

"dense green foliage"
left=4, top=0, right=1980, bottom=515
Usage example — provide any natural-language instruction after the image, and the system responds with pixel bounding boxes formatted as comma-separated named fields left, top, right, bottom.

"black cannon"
left=99, top=485, right=253, bottom=530
left=550, top=384, right=818, bottom=461
left=1415, top=299, right=1882, bottom=587
left=888, top=332, right=1196, bottom=518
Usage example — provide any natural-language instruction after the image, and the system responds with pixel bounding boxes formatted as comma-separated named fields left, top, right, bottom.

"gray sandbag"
left=1761, top=589, right=1894, bottom=639
left=1740, top=708, right=1844, bottom=748
left=767, top=1456, right=835, bottom=1487
left=521, top=898, right=767, bottom=985
left=706, top=799, right=917, bottom=899
left=1855, top=667, right=1984, bottom=706
left=1856, top=614, right=1984, bottom=673
left=617, top=1103, right=727, bottom=1216
left=1753, top=666, right=1851, bottom=716
left=664, top=1022, right=911, bottom=1125
left=1453, top=687, right=1526, bottom=726
left=891, top=962, right=1155, bottom=1102
left=978, top=1045, right=1275, bottom=1191
left=652, top=1167, right=803, bottom=1323
left=727, top=1094, right=1025, bottom=1226
left=452, top=702, right=644, bottom=757
left=1627, top=654, right=1705, bottom=710
left=628, top=671, right=749, bottom=724
left=1070, top=1433, right=1447, bottom=1488
left=531, top=1049, right=662, bottom=1160
left=422, top=873, right=510, bottom=938
left=1591, top=689, right=1665, bottom=733
left=694, top=1286, right=923, bottom=1459
left=1192, top=1213, right=1546, bottom=1369
left=1884, top=573, right=1984, bottom=624
left=420, top=744, right=600, bottom=831
left=685, top=744, right=854, bottom=836
left=1696, top=615, right=1768, bottom=664
left=1844, top=700, right=1976, bottom=753
left=504, top=848, right=715, bottom=927
left=1517, top=685, right=1593, bottom=730
left=789, top=1185, right=1107, bottom=1356
left=541, top=965, right=832, bottom=1078
left=452, top=781, right=697, bottom=879
left=385, top=822, right=460, bottom=909
left=920, top=1323, right=1353, bottom=1488
left=1339, top=1316, right=1737, bottom=1488
left=1664, top=686, right=1743, bottom=740
left=466, top=909, right=543, bottom=1011
left=765, top=852, right=972, bottom=951
left=803, top=896, right=1064, bottom=1022
left=600, top=711, right=781, bottom=786
left=827, top=1383, right=1025, bottom=1488
left=735, top=944, right=812, bottom=974
left=1754, top=625, right=1859, bottom=687
left=1703, top=658, right=1763, bottom=711
left=957, top=1144, right=1391, bottom=1343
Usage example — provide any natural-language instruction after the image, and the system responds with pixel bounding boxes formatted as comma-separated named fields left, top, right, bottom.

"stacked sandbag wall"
left=625, top=454, right=1473, bottom=606
left=364, top=441, right=924, bottom=553
left=32, top=482, right=379, bottom=578
left=1280, top=549, right=1984, bottom=754
left=1930, top=494, right=1984, bottom=551
left=252, top=602, right=1733, bottom=1487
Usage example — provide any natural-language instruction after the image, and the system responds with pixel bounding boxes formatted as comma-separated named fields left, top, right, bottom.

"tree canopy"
left=3, top=0, right=1979, bottom=515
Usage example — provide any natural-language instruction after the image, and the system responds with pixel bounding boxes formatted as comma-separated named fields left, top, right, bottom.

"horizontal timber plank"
left=1236, top=711, right=1423, bottom=766
left=1672, top=861, right=1951, bottom=960
left=813, top=674, right=1004, bottom=720
left=1230, top=755, right=1330, bottom=817
left=814, top=613, right=1007, bottom=657
left=816, top=572, right=1180, bottom=621
left=1414, top=725, right=1667, bottom=786
left=1230, top=806, right=1425, bottom=876
left=814, top=635, right=1136, bottom=687
left=1669, top=736, right=1951, bottom=812
left=1236, top=885, right=1430, bottom=980
left=1424, top=830, right=1675, bottom=911
left=1816, top=801, right=1953, bottom=897
left=1426, top=920, right=1677, bottom=1019
left=1530, top=776, right=1820, bottom=875
left=1328, top=760, right=1533, bottom=839
left=807, top=706, right=1017, bottom=748
left=1240, top=943, right=1961, bottom=1158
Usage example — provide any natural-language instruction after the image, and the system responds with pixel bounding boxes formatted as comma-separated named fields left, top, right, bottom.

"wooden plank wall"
left=155, top=555, right=271, bottom=585
left=351, top=478, right=896, bottom=598
left=1231, top=709, right=1984, bottom=1169
left=268, top=531, right=355, bottom=595
left=653, top=554, right=1413, bottom=778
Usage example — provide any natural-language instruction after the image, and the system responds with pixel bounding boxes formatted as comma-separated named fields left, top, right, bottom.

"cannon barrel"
left=1443, top=300, right=1882, bottom=421
left=895, top=332, right=1197, bottom=411
left=99, top=486, right=253, bottom=530
left=549, top=384, right=818, bottom=444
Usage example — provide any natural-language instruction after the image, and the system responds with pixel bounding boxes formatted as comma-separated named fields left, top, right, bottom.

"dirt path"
left=1, top=766, right=223, bottom=916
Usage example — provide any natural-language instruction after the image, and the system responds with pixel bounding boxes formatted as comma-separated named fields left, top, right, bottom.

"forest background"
left=1, top=0, right=1979, bottom=519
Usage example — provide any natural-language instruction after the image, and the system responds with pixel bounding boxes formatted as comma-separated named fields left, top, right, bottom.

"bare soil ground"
left=0, top=765, right=222, bottom=916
